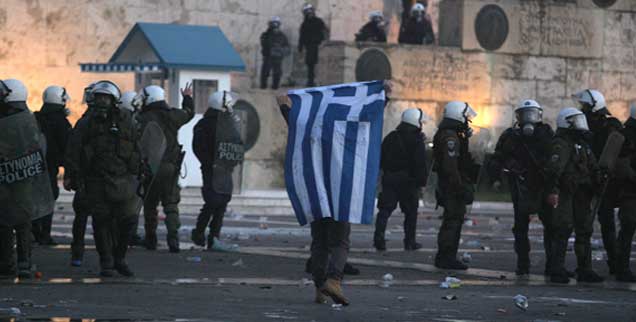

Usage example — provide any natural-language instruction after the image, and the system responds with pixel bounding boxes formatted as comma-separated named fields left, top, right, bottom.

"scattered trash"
left=259, top=217, right=269, bottom=230
left=497, top=308, right=507, bottom=313
left=461, top=252, right=472, bottom=263
left=465, top=240, right=481, bottom=248
left=442, top=294, right=457, bottom=300
left=513, top=294, right=528, bottom=311
left=232, top=259, right=245, bottom=267
left=259, top=286, right=272, bottom=289
left=331, top=303, right=343, bottom=310
left=481, top=246, right=491, bottom=251
left=34, top=271, right=42, bottom=279
left=0, top=307, right=21, bottom=316
left=186, top=256, right=202, bottom=263
left=464, top=219, right=476, bottom=226
left=439, top=277, right=461, bottom=289
left=298, top=278, right=312, bottom=287
left=397, top=296, right=407, bottom=302
left=383, top=273, right=394, bottom=282
left=19, top=300, right=34, bottom=307
left=554, top=312, right=566, bottom=316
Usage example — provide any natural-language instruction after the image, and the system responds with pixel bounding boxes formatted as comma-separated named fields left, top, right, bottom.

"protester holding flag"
left=278, top=80, right=387, bottom=306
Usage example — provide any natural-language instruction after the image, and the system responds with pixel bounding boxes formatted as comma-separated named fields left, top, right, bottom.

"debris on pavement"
left=497, top=308, right=507, bottom=314
left=513, top=294, right=528, bottom=311
left=481, top=246, right=492, bottom=251
left=19, top=300, right=34, bottom=307
left=439, top=277, right=461, bottom=289
left=442, top=294, right=458, bottom=300
left=0, top=307, right=21, bottom=316
left=397, top=296, right=407, bottom=302
left=331, top=304, right=343, bottom=310
left=232, top=259, right=245, bottom=267
left=461, top=252, right=472, bottom=263
left=380, top=273, right=394, bottom=288
left=465, top=240, right=481, bottom=248
left=186, top=256, right=202, bottom=263
left=554, top=312, right=566, bottom=316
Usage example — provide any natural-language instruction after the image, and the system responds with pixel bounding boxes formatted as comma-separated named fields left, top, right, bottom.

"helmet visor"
left=463, top=104, right=477, bottom=122
left=0, top=81, right=11, bottom=101
left=516, top=107, right=541, bottom=124
left=568, top=114, right=589, bottom=131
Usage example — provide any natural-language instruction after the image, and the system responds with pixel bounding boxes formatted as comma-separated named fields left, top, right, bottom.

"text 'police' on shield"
left=0, top=150, right=45, bottom=185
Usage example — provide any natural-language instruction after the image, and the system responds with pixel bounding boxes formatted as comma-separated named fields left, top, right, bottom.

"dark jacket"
left=618, top=118, right=636, bottom=198
left=299, top=16, right=327, bottom=49
left=433, top=119, right=477, bottom=193
left=544, top=129, right=599, bottom=195
left=192, top=109, right=220, bottom=175
left=398, top=16, right=435, bottom=45
left=34, top=103, right=72, bottom=170
left=355, top=21, right=387, bottom=43
left=137, top=96, right=194, bottom=164
left=488, top=123, right=554, bottom=188
left=0, top=102, right=28, bottom=119
left=261, top=28, right=290, bottom=58
left=380, top=123, right=427, bottom=187
left=585, top=113, right=623, bottom=158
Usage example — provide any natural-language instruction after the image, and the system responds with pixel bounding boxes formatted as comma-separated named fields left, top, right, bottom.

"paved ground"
left=1, top=195, right=636, bottom=321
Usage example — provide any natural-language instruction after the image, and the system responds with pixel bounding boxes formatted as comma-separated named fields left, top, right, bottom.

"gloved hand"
left=546, top=193, right=559, bottom=208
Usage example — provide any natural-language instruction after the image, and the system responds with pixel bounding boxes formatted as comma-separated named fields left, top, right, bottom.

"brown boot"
left=320, top=278, right=350, bottom=306
left=314, top=287, right=328, bottom=304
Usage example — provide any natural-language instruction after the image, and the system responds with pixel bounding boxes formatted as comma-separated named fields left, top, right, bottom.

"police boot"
left=320, top=278, right=350, bottom=306
left=70, top=250, right=83, bottom=267
left=17, top=262, right=31, bottom=279
left=549, top=236, right=570, bottom=283
left=167, top=236, right=180, bottom=253
left=577, top=269, right=604, bottom=283
left=516, top=255, right=530, bottom=276
left=114, top=259, right=134, bottom=277
left=404, top=242, right=422, bottom=251
left=373, top=213, right=389, bottom=251
left=435, top=256, right=468, bottom=270
left=343, top=263, right=360, bottom=275
left=144, top=233, right=157, bottom=251
left=39, top=214, right=57, bottom=246
left=191, top=229, right=206, bottom=247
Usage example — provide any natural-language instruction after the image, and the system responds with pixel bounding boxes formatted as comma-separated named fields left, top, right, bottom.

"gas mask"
left=93, top=94, right=115, bottom=120
left=515, top=107, right=541, bottom=136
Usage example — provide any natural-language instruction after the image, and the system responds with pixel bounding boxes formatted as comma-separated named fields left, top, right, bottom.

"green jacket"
left=544, top=129, right=599, bottom=195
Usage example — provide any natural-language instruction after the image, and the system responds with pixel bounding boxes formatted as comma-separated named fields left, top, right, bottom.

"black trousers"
left=0, top=221, right=31, bottom=274
left=310, top=218, right=350, bottom=288
left=194, top=185, right=232, bottom=244
left=597, top=197, right=617, bottom=268
left=71, top=190, right=92, bottom=260
left=32, top=165, right=60, bottom=241
left=260, top=56, right=283, bottom=89
left=436, top=191, right=466, bottom=262
left=511, top=200, right=553, bottom=272
left=305, top=44, right=319, bottom=86
left=374, top=174, right=419, bottom=247
left=617, top=199, right=636, bottom=274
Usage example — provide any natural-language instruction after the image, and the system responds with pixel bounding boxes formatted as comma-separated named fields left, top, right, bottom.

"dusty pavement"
left=1, top=190, right=636, bottom=321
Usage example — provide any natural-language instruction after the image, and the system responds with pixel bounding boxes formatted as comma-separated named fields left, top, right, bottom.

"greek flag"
left=284, top=81, right=386, bottom=226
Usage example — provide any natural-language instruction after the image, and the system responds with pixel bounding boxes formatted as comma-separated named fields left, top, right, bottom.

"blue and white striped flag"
left=284, top=81, right=386, bottom=226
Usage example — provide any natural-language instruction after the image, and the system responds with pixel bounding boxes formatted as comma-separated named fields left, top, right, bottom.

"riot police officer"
left=615, top=105, right=636, bottom=282
left=0, top=79, right=45, bottom=279
left=398, top=3, right=435, bottom=45
left=374, top=108, right=428, bottom=251
left=573, top=89, right=623, bottom=274
left=488, top=100, right=555, bottom=276
left=119, top=91, right=143, bottom=246
left=260, top=16, right=290, bottom=90
left=32, top=85, right=72, bottom=245
left=64, top=80, right=140, bottom=277
left=299, top=3, right=328, bottom=87
left=191, top=91, right=245, bottom=252
left=136, top=84, right=194, bottom=253
left=544, top=107, right=604, bottom=283
left=355, top=11, right=387, bottom=43
left=433, top=101, right=479, bottom=270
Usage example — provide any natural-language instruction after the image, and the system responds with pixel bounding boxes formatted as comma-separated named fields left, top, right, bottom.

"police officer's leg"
left=15, top=220, right=32, bottom=278
left=305, top=45, right=318, bottom=86
left=435, top=194, right=467, bottom=269
left=399, top=184, right=420, bottom=250
left=616, top=199, right=636, bottom=281
left=374, top=182, right=398, bottom=250
left=90, top=189, right=116, bottom=276
left=597, top=198, right=617, bottom=273
left=192, top=184, right=215, bottom=246
left=113, top=199, right=137, bottom=277
left=208, top=192, right=232, bottom=247
left=272, top=57, right=282, bottom=90
left=573, top=189, right=603, bottom=282
left=260, top=56, right=271, bottom=89
left=143, top=178, right=162, bottom=250
left=162, top=168, right=181, bottom=253
left=71, top=192, right=90, bottom=264
left=0, top=225, right=16, bottom=277
left=538, top=202, right=554, bottom=275
left=549, top=191, right=574, bottom=283
left=41, top=165, right=60, bottom=245
left=511, top=197, right=531, bottom=274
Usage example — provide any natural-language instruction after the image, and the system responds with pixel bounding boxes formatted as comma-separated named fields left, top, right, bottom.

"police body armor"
left=212, top=111, right=245, bottom=194
left=0, top=111, right=54, bottom=225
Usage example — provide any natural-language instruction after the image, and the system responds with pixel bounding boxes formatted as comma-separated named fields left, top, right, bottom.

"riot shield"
left=135, top=121, right=167, bottom=214
left=212, top=111, right=245, bottom=194
left=422, top=160, right=438, bottom=208
left=0, top=111, right=54, bottom=226
left=591, top=131, right=625, bottom=215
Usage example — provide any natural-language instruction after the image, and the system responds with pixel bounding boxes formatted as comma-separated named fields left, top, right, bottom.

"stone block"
left=491, top=79, right=536, bottom=105
left=603, top=11, right=636, bottom=47
left=588, top=71, right=622, bottom=102
left=620, top=73, right=636, bottom=101
left=540, top=5, right=604, bottom=58
left=602, top=45, right=635, bottom=72
left=525, top=57, right=567, bottom=81
left=537, top=80, right=566, bottom=100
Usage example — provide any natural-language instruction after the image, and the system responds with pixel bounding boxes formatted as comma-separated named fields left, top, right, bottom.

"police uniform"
left=615, top=118, right=636, bottom=281
left=355, top=21, right=387, bottom=42
left=33, top=102, right=72, bottom=244
left=260, top=26, right=290, bottom=89
left=585, top=112, right=623, bottom=273
left=137, top=96, right=194, bottom=252
left=433, top=118, right=477, bottom=269
left=398, top=15, right=435, bottom=45
left=299, top=14, right=327, bottom=87
left=374, top=122, right=427, bottom=250
left=544, top=129, right=603, bottom=282
left=488, top=123, right=554, bottom=274
left=66, top=104, right=140, bottom=276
